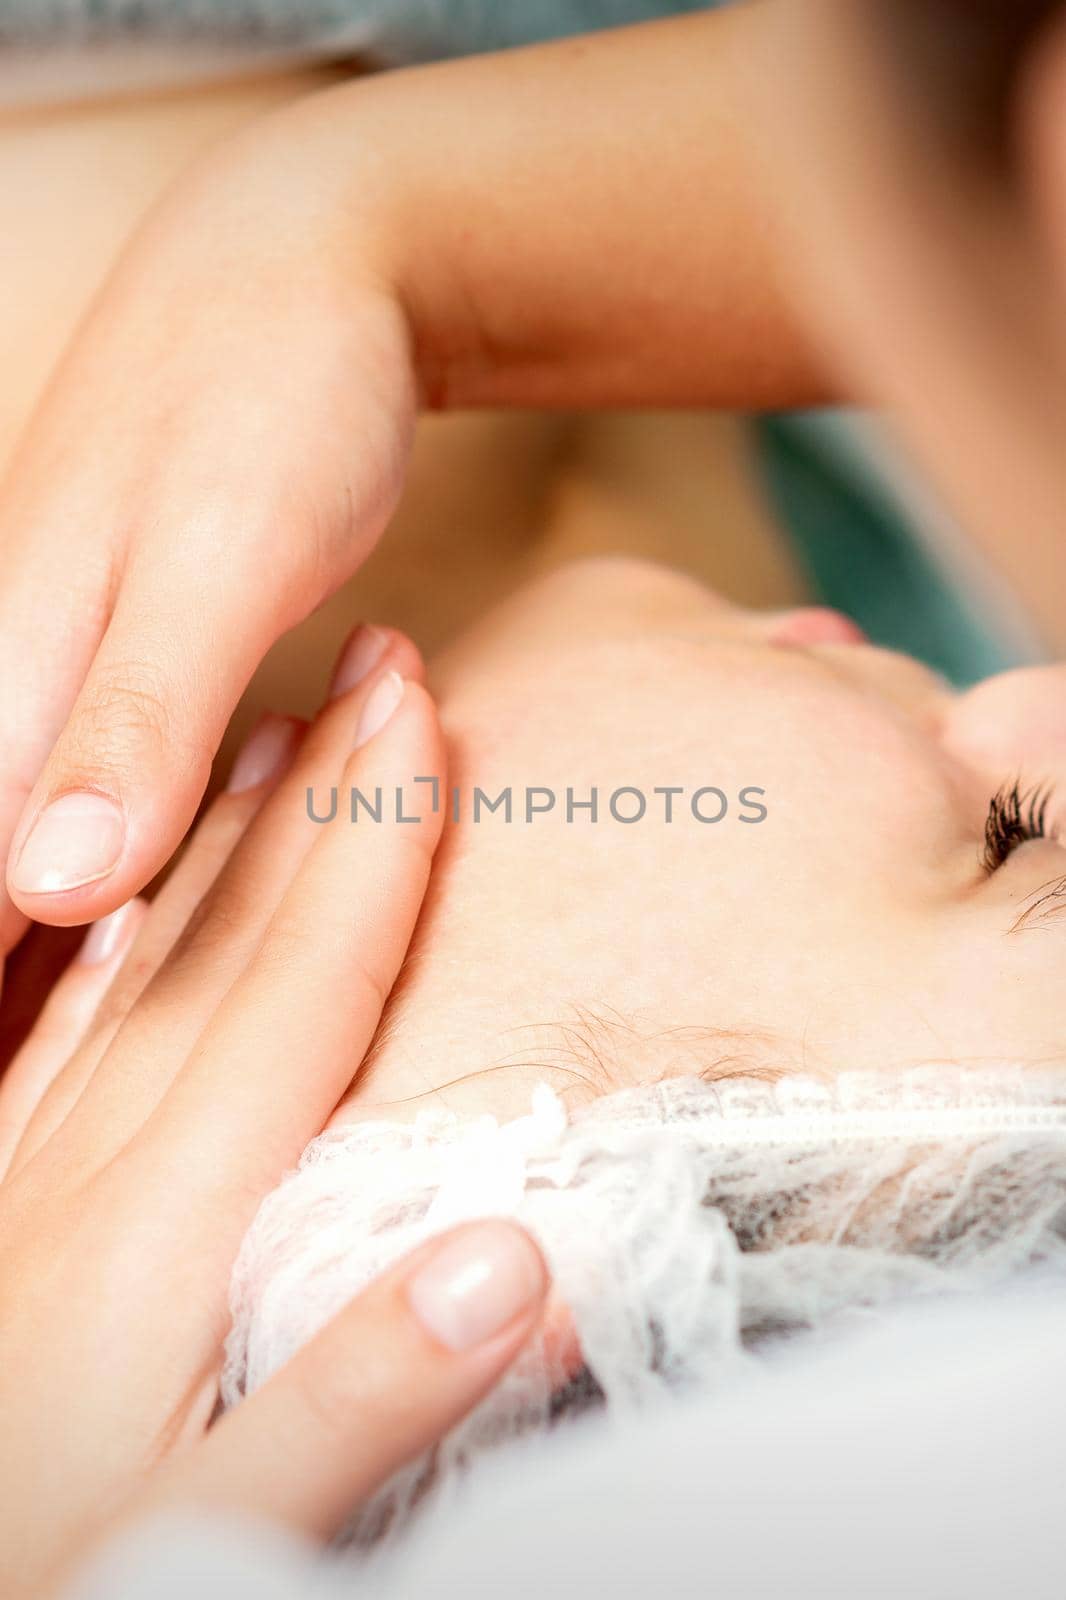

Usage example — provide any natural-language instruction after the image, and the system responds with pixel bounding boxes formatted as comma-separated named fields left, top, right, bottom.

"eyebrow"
left=1009, top=872, right=1066, bottom=934
left=489, top=1005, right=791, bottom=1092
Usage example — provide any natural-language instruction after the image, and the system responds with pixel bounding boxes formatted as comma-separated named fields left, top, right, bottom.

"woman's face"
left=335, top=558, right=1066, bottom=1127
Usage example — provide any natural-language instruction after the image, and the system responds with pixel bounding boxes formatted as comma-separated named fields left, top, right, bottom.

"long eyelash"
left=982, top=780, right=1052, bottom=873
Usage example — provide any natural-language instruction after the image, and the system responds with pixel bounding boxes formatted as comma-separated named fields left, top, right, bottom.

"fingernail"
left=227, top=713, right=300, bottom=794
left=330, top=625, right=390, bottom=701
left=353, top=670, right=404, bottom=750
left=12, top=792, right=125, bottom=896
left=407, top=1221, right=548, bottom=1352
left=78, top=898, right=142, bottom=966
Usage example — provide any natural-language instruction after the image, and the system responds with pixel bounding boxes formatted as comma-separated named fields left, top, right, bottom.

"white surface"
left=71, top=1272, right=1066, bottom=1599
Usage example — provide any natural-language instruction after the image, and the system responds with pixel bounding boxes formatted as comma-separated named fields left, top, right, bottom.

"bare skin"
left=4, top=553, right=1065, bottom=1590
left=12, top=555, right=1065, bottom=1145
left=328, top=559, right=1066, bottom=1129
left=0, top=49, right=803, bottom=1053
left=3, top=4, right=1066, bottom=965
left=0, top=9, right=818, bottom=958
left=0, top=72, right=796, bottom=664
left=0, top=625, right=553, bottom=1600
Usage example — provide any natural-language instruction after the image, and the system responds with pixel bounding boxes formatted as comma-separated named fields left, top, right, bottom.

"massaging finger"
left=130, top=673, right=444, bottom=1199
left=6, top=715, right=306, bottom=1175
left=0, top=518, right=119, bottom=957
left=4, top=558, right=291, bottom=927
left=1, top=259, right=414, bottom=936
left=88, top=715, right=307, bottom=1036
left=135, top=1222, right=549, bottom=1541
left=0, top=900, right=146, bottom=1179
left=49, top=633, right=427, bottom=1169
left=135, top=630, right=423, bottom=1029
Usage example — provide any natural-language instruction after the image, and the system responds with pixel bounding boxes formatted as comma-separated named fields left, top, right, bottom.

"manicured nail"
left=12, top=792, right=124, bottom=896
left=330, top=625, right=390, bottom=701
left=407, top=1221, right=548, bottom=1352
left=353, top=670, right=404, bottom=750
left=227, top=713, right=300, bottom=794
left=78, top=898, right=142, bottom=966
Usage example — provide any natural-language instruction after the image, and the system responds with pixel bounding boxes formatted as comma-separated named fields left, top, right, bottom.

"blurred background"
left=0, top=0, right=1043, bottom=690
left=0, top=0, right=1053, bottom=1048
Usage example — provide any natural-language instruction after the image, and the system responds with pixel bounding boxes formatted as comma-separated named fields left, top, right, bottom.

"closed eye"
left=982, top=780, right=1053, bottom=874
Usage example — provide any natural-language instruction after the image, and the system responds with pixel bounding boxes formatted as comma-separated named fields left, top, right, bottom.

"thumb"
left=138, top=1220, right=549, bottom=1541
left=4, top=567, right=287, bottom=927
left=2, top=296, right=413, bottom=932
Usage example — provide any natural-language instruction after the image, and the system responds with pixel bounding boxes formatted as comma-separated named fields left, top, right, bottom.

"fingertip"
left=327, top=631, right=439, bottom=761
left=352, top=670, right=405, bottom=750
left=76, top=896, right=148, bottom=968
left=405, top=1219, right=550, bottom=1356
left=225, top=713, right=305, bottom=796
left=344, top=674, right=444, bottom=821
left=6, top=789, right=135, bottom=926
left=6, top=800, right=168, bottom=928
left=393, top=677, right=445, bottom=767
left=328, top=623, right=425, bottom=703
left=386, top=632, right=427, bottom=687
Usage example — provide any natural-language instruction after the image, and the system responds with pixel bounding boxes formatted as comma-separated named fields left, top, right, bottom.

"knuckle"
left=85, top=667, right=171, bottom=746
left=290, top=1353, right=363, bottom=1443
left=67, top=661, right=211, bottom=782
left=288, top=1317, right=410, bottom=1448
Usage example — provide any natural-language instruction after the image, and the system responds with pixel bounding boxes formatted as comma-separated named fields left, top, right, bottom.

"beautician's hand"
left=0, top=9, right=821, bottom=952
left=49, top=1222, right=549, bottom=1600
left=0, top=627, right=549, bottom=1599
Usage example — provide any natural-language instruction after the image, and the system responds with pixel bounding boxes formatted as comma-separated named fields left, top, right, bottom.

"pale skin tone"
left=333, top=558, right=1066, bottom=1126
left=0, top=67, right=799, bottom=673
left=4, top=8, right=1066, bottom=1580
left=3, top=2, right=1066, bottom=974
left=2, top=555, right=1065, bottom=1596
left=0, top=5, right=827, bottom=959
left=0, top=629, right=552, bottom=1600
